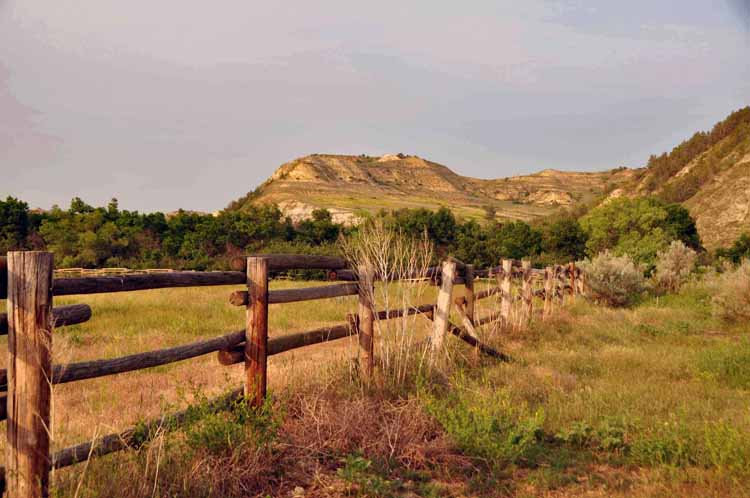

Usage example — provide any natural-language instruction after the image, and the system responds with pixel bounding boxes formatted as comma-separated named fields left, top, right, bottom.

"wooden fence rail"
left=1, top=251, right=583, bottom=498
left=0, top=304, right=92, bottom=335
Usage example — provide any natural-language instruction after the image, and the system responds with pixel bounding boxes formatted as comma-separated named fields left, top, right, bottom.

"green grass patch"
left=696, top=339, right=750, bottom=389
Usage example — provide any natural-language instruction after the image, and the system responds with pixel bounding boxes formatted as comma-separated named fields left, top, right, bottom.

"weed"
left=184, top=393, right=282, bottom=455
left=423, top=385, right=546, bottom=469
left=630, top=419, right=698, bottom=467
left=556, top=418, right=626, bottom=452
left=696, top=340, right=750, bottom=389
left=337, top=454, right=402, bottom=497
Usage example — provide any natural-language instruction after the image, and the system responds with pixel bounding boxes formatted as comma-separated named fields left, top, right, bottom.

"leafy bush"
left=577, top=251, right=646, bottom=307
left=653, top=240, right=697, bottom=292
left=336, top=454, right=402, bottom=497
left=715, top=232, right=750, bottom=264
left=710, top=260, right=750, bottom=323
left=556, top=419, right=627, bottom=452
left=184, top=394, right=282, bottom=455
left=424, top=388, right=546, bottom=468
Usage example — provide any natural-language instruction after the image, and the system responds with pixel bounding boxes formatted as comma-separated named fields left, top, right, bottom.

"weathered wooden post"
left=245, top=257, right=269, bottom=406
left=464, top=264, right=475, bottom=325
left=464, top=265, right=476, bottom=323
left=500, top=259, right=512, bottom=328
left=543, top=266, right=554, bottom=319
left=577, top=267, right=586, bottom=296
left=554, top=265, right=564, bottom=306
left=431, top=259, right=457, bottom=354
left=520, top=260, right=533, bottom=329
left=568, top=262, right=577, bottom=303
left=6, top=251, right=54, bottom=498
left=357, top=263, right=375, bottom=379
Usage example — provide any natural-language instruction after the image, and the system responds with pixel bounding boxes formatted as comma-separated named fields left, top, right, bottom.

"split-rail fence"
left=0, top=252, right=583, bottom=498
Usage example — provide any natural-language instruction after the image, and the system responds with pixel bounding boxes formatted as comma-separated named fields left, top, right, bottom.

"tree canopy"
left=580, top=197, right=701, bottom=267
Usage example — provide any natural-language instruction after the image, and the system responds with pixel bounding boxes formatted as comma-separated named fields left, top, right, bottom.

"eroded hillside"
left=610, top=106, right=750, bottom=248
left=229, top=153, right=636, bottom=224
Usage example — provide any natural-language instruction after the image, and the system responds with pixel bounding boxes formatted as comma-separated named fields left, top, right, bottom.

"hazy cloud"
left=0, top=0, right=748, bottom=212
left=727, top=0, right=750, bottom=28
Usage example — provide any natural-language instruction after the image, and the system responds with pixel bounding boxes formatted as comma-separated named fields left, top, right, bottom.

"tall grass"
left=341, top=220, right=436, bottom=386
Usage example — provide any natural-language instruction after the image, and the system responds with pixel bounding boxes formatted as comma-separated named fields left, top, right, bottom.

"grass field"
left=2, top=277, right=749, bottom=497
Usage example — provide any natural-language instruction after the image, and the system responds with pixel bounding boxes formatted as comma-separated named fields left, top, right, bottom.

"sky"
left=1, top=0, right=749, bottom=213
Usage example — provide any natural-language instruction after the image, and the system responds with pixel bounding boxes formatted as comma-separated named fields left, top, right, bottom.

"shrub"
left=715, top=232, right=750, bottom=264
left=711, top=260, right=750, bottom=323
left=577, top=251, right=646, bottom=307
left=423, top=387, right=546, bottom=468
left=653, top=240, right=697, bottom=292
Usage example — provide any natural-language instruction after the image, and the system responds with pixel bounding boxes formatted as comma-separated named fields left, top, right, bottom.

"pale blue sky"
left=1, top=0, right=749, bottom=212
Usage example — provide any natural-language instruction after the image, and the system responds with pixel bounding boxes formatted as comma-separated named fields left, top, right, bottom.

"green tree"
left=0, top=196, right=31, bottom=252
left=716, top=233, right=750, bottom=264
left=388, top=207, right=457, bottom=246
left=540, top=217, right=588, bottom=262
left=488, top=221, right=542, bottom=261
left=455, top=220, right=491, bottom=267
left=69, top=197, right=94, bottom=214
left=664, top=203, right=701, bottom=250
left=580, top=197, right=699, bottom=267
left=296, top=209, right=341, bottom=245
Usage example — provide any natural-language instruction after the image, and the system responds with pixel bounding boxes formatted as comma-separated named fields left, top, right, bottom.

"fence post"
left=6, top=251, right=54, bottom=498
left=357, top=263, right=375, bottom=379
left=245, top=257, right=268, bottom=407
left=577, top=267, right=586, bottom=296
left=430, top=259, right=457, bottom=355
left=554, top=265, right=564, bottom=306
left=543, top=266, right=553, bottom=319
left=520, top=260, right=533, bottom=329
left=464, top=264, right=475, bottom=325
left=500, top=259, right=513, bottom=328
left=568, top=262, right=576, bottom=303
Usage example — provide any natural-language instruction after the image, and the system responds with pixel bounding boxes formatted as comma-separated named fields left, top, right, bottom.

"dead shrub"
left=53, top=385, right=469, bottom=498
left=282, top=389, right=467, bottom=476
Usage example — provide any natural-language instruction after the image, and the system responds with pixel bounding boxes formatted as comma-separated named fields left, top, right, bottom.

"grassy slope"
left=3, top=279, right=748, bottom=497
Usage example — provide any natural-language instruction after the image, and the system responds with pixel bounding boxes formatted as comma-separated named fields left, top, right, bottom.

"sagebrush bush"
left=711, top=260, right=750, bottom=323
left=653, top=240, right=697, bottom=293
left=577, top=251, right=646, bottom=307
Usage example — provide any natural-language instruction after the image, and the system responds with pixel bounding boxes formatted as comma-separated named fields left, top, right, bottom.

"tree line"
left=0, top=197, right=341, bottom=270
left=4, top=194, right=744, bottom=273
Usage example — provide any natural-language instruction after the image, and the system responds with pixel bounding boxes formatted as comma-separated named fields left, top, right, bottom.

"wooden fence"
left=0, top=252, right=583, bottom=498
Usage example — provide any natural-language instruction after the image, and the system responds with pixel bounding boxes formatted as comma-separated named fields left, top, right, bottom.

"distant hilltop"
left=228, top=153, right=637, bottom=225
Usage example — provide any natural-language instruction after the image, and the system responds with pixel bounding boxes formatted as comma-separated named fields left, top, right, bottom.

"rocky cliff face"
left=683, top=152, right=750, bottom=249
left=230, top=153, right=636, bottom=224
